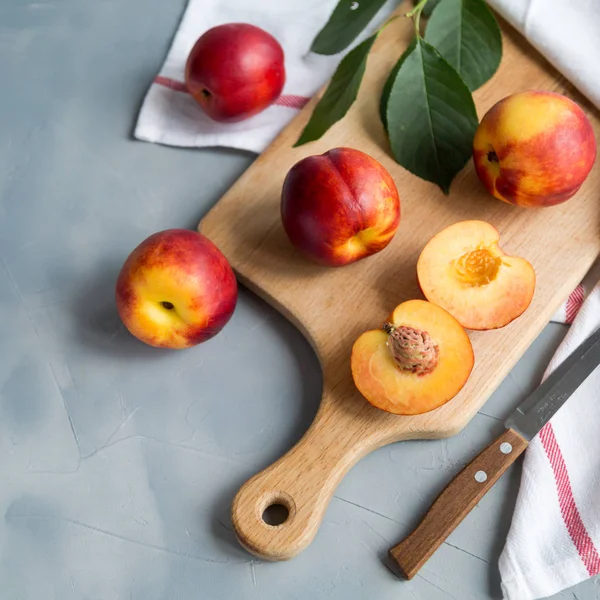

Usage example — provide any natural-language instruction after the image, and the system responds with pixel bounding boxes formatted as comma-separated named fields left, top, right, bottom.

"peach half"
left=351, top=300, right=474, bottom=415
left=417, top=221, right=535, bottom=330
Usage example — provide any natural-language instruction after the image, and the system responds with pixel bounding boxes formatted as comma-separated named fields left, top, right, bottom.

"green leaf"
left=385, top=38, right=478, bottom=193
left=425, top=0, right=502, bottom=91
left=421, top=0, right=442, bottom=19
left=295, top=33, right=379, bottom=147
left=379, top=39, right=417, bottom=131
left=311, top=0, right=389, bottom=56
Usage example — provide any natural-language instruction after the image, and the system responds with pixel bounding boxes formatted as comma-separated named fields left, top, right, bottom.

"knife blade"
left=388, top=326, right=600, bottom=580
left=505, top=326, right=600, bottom=439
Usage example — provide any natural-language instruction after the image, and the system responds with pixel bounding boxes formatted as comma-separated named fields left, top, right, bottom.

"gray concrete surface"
left=1, top=0, right=598, bottom=598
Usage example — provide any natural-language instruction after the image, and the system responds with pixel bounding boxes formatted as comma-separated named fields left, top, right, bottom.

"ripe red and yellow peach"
left=473, top=91, right=596, bottom=207
left=417, top=220, right=535, bottom=330
left=185, top=23, right=285, bottom=123
left=115, top=229, right=237, bottom=348
left=351, top=300, right=474, bottom=415
left=281, top=147, right=401, bottom=267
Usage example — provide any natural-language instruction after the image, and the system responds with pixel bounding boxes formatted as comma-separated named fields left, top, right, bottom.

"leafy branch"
left=295, top=0, right=502, bottom=193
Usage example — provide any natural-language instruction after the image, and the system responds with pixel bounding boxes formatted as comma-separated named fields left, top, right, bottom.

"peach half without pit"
left=351, top=299, right=474, bottom=415
left=417, top=221, right=535, bottom=330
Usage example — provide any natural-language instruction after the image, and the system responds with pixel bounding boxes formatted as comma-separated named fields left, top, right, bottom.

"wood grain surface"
left=198, top=3, right=600, bottom=561
left=388, top=428, right=529, bottom=579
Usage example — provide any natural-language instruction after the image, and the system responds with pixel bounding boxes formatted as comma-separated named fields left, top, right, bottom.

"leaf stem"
left=376, top=14, right=400, bottom=36
left=405, top=0, right=429, bottom=37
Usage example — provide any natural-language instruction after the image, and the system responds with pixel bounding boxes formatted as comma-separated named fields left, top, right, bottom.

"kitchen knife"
left=388, top=326, right=600, bottom=580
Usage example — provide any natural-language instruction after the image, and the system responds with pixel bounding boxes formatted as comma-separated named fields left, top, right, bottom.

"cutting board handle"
left=231, top=389, right=401, bottom=560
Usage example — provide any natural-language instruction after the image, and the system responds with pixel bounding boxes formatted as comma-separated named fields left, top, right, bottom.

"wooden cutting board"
left=198, top=4, right=600, bottom=561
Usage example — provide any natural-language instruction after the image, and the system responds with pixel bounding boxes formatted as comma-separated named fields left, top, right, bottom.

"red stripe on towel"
left=539, top=423, right=600, bottom=575
left=565, top=285, right=585, bottom=324
left=154, top=75, right=188, bottom=92
left=274, top=94, right=310, bottom=109
left=153, top=76, right=310, bottom=109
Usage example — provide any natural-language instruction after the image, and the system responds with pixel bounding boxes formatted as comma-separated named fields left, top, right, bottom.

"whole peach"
left=281, top=147, right=401, bottom=267
left=185, top=23, right=285, bottom=123
left=115, top=229, right=237, bottom=348
left=473, top=91, right=596, bottom=207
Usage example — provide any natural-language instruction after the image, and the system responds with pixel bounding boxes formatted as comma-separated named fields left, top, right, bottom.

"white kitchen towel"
left=499, top=279, right=600, bottom=600
left=134, top=0, right=397, bottom=152
left=552, top=261, right=600, bottom=325
left=488, top=0, right=600, bottom=110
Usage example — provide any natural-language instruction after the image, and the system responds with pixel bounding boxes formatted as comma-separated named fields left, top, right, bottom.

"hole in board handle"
left=262, top=503, right=289, bottom=526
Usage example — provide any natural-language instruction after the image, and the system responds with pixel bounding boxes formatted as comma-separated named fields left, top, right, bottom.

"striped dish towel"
left=133, top=0, right=396, bottom=152
left=500, top=277, right=600, bottom=599
left=553, top=261, right=599, bottom=324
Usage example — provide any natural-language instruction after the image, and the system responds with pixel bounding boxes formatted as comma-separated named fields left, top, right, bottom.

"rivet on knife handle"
left=388, top=428, right=529, bottom=579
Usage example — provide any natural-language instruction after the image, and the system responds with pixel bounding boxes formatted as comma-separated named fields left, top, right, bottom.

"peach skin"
left=473, top=90, right=596, bottom=207
left=281, top=147, right=400, bottom=267
left=115, top=229, right=237, bottom=348
left=186, top=23, right=285, bottom=123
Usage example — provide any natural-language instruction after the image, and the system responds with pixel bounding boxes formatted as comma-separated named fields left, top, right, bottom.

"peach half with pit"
left=351, top=299, right=474, bottom=415
left=417, top=221, right=535, bottom=330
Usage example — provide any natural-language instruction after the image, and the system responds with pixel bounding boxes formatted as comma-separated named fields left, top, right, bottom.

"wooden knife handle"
left=388, top=428, right=529, bottom=579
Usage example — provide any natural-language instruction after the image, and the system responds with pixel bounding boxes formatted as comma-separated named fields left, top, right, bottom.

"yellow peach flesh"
left=351, top=299, right=474, bottom=415
left=417, top=221, right=535, bottom=330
